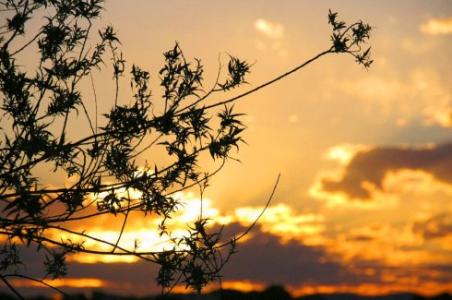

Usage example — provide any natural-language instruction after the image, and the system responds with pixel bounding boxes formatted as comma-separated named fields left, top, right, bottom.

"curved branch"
left=3, top=274, right=68, bottom=298
left=221, top=173, right=280, bottom=247
left=0, top=275, right=25, bottom=300
left=176, top=49, right=332, bottom=115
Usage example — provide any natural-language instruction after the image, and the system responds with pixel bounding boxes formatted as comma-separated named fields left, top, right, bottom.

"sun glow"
left=54, top=193, right=232, bottom=264
left=325, top=144, right=371, bottom=165
left=55, top=193, right=330, bottom=264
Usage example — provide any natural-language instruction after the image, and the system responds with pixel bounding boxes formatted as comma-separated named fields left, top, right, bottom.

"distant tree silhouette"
left=0, top=0, right=372, bottom=298
left=260, top=285, right=292, bottom=300
left=414, top=293, right=452, bottom=300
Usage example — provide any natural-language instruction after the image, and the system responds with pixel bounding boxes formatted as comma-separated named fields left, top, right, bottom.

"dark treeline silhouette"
left=1, top=285, right=450, bottom=300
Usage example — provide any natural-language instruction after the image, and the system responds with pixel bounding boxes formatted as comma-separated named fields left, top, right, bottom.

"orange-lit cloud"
left=7, top=219, right=452, bottom=296
left=413, top=213, right=452, bottom=240
left=38, top=187, right=327, bottom=264
left=424, top=105, right=452, bottom=127
left=62, top=201, right=324, bottom=263
left=233, top=204, right=325, bottom=245
left=172, top=280, right=266, bottom=294
left=315, top=143, right=452, bottom=200
left=29, top=166, right=451, bottom=296
left=218, top=223, right=452, bottom=296
left=7, top=140, right=452, bottom=297
left=290, top=281, right=452, bottom=297
left=325, top=220, right=452, bottom=268
left=307, top=142, right=452, bottom=289
left=420, top=17, right=452, bottom=35
left=11, top=278, right=105, bottom=288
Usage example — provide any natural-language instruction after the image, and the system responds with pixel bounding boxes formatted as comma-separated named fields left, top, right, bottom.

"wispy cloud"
left=326, top=68, right=451, bottom=128
left=420, top=17, right=452, bottom=35
left=254, top=18, right=284, bottom=39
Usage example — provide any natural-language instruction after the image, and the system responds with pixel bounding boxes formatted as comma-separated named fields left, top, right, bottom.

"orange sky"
left=2, top=0, right=452, bottom=298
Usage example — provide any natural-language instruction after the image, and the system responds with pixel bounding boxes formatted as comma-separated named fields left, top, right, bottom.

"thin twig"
left=112, top=191, right=131, bottom=253
left=3, top=274, right=69, bottom=298
left=0, top=275, right=25, bottom=300
left=222, top=173, right=281, bottom=246
left=176, top=49, right=332, bottom=115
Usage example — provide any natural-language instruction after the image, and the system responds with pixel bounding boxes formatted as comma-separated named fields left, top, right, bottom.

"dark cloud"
left=0, top=248, right=162, bottom=296
left=345, top=234, right=375, bottom=242
left=4, top=223, right=451, bottom=297
left=413, top=214, right=452, bottom=240
left=321, top=143, right=452, bottom=199
left=219, top=224, right=368, bottom=286
left=1, top=223, right=375, bottom=296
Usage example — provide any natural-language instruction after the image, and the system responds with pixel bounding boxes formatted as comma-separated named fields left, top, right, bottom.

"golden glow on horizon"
left=154, top=279, right=452, bottom=297
left=11, top=278, right=105, bottom=288
left=290, top=281, right=452, bottom=297
left=172, top=280, right=266, bottom=294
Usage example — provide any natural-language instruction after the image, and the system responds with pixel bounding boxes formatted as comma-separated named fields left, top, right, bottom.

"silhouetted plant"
left=0, top=1, right=372, bottom=298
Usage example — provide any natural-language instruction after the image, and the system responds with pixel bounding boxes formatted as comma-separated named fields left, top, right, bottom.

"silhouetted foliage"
left=0, top=0, right=372, bottom=298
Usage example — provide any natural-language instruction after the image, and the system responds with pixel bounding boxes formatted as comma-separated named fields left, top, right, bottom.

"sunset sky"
left=2, top=0, right=452, bottom=298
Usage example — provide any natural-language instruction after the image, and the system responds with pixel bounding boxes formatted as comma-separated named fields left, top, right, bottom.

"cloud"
left=424, top=105, right=452, bottom=128
left=318, top=143, right=452, bottom=200
left=421, top=17, right=452, bottom=35
left=11, top=278, right=104, bottom=288
left=327, top=223, right=429, bottom=267
left=58, top=200, right=325, bottom=263
left=213, top=223, right=452, bottom=296
left=254, top=18, right=284, bottom=39
left=217, top=224, right=364, bottom=286
left=5, top=222, right=452, bottom=297
left=5, top=181, right=452, bottom=297
left=3, top=224, right=360, bottom=296
left=232, top=204, right=325, bottom=245
left=2, top=245, right=162, bottom=296
left=43, top=193, right=229, bottom=264
left=325, top=68, right=452, bottom=127
left=413, top=213, right=452, bottom=240
left=325, top=144, right=372, bottom=166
